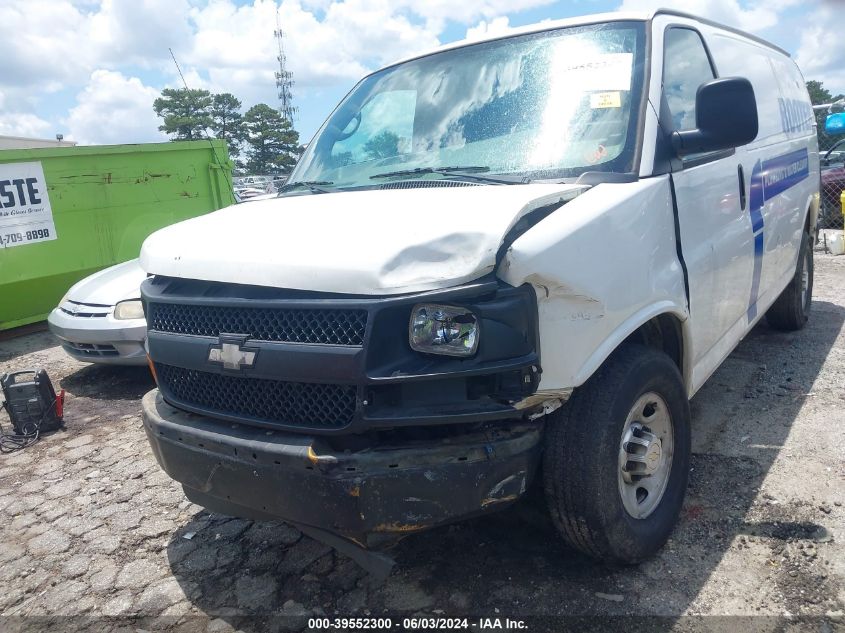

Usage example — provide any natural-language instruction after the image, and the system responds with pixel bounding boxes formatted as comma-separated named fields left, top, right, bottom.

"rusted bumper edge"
left=141, top=389, right=544, bottom=548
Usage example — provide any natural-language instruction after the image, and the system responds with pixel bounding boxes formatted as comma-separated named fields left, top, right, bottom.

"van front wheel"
left=543, top=344, right=691, bottom=563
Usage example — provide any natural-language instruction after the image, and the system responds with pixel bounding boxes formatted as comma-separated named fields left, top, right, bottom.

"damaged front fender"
left=498, top=178, right=689, bottom=391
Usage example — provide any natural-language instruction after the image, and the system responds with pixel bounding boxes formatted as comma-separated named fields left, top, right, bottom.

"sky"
left=0, top=0, right=843, bottom=146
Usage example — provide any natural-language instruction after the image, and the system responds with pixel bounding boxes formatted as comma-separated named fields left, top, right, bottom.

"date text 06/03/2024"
left=307, top=617, right=528, bottom=630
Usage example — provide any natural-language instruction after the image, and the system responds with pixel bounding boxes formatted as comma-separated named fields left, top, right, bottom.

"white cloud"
left=0, top=1, right=189, bottom=87
left=795, top=3, right=845, bottom=96
left=178, top=0, right=560, bottom=99
left=401, top=0, right=557, bottom=34
left=65, top=70, right=166, bottom=145
left=184, top=0, right=440, bottom=104
left=90, top=0, right=194, bottom=67
left=0, top=1, right=97, bottom=89
left=617, top=0, right=800, bottom=32
left=0, top=112, right=53, bottom=138
left=616, top=0, right=843, bottom=98
left=0, top=0, right=559, bottom=132
left=465, top=16, right=513, bottom=41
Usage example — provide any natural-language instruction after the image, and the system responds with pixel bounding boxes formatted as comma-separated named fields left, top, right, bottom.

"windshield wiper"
left=278, top=180, right=334, bottom=194
left=370, top=166, right=526, bottom=185
left=370, top=165, right=487, bottom=178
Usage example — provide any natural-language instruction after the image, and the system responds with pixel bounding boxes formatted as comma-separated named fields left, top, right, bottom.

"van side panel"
left=705, top=30, right=820, bottom=293
left=646, top=19, right=820, bottom=396
left=498, top=177, right=688, bottom=391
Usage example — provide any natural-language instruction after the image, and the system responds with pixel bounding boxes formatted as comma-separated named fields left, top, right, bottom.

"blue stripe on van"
left=746, top=148, right=810, bottom=321
left=761, top=148, right=810, bottom=199
left=747, top=232, right=765, bottom=321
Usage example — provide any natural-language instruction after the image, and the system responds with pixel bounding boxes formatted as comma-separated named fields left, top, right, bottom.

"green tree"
left=209, top=93, right=245, bottom=152
left=806, top=80, right=836, bottom=105
left=807, top=80, right=845, bottom=151
left=363, top=130, right=400, bottom=160
left=243, top=104, right=300, bottom=173
left=153, top=88, right=213, bottom=140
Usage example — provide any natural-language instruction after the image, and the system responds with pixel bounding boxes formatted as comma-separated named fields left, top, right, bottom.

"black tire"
left=543, top=344, right=691, bottom=564
left=766, top=228, right=813, bottom=331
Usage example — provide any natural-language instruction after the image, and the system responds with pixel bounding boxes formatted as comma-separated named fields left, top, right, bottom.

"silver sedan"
left=48, top=259, right=148, bottom=365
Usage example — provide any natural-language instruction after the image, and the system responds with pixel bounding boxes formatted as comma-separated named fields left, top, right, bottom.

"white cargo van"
left=139, top=9, right=819, bottom=567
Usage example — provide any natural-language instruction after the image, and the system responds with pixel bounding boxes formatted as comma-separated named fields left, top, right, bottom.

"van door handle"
left=738, top=165, right=747, bottom=211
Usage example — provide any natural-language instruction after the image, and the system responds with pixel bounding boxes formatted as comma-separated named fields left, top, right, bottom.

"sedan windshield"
left=289, top=21, right=646, bottom=191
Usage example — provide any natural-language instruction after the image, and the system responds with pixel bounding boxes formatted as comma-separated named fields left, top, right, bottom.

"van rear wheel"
left=766, top=229, right=813, bottom=331
left=543, top=344, right=690, bottom=563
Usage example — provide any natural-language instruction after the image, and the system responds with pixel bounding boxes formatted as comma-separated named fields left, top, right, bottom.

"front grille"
left=63, top=342, right=119, bottom=357
left=148, top=303, right=367, bottom=346
left=60, top=302, right=110, bottom=318
left=156, top=364, right=356, bottom=430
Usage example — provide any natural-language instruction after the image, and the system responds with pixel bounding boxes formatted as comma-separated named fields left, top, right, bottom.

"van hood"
left=140, top=183, right=586, bottom=295
left=66, top=259, right=147, bottom=305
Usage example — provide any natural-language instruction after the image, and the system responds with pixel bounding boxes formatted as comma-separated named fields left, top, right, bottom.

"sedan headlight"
left=409, top=304, right=479, bottom=357
left=114, top=300, right=145, bottom=320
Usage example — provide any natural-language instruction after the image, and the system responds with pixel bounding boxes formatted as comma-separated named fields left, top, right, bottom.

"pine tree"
left=243, top=104, right=300, bottom=174
left=153, top=88, right=213, bottom=140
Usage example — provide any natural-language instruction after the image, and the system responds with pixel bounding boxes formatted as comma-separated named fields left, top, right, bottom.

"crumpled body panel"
left=140, top=184, right=584, bottom=295
left=499, top=177, right=689, bottom=391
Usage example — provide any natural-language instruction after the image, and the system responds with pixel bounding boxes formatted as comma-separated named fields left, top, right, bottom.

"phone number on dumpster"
left=0, top=228, right=51, bottom=247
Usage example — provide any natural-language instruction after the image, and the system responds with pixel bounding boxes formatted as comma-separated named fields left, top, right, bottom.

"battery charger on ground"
left=0, top=369, right=65, bottom=452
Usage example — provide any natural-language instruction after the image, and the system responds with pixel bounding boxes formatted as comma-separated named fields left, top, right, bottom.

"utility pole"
left=274, top=11, right=298, bottom=126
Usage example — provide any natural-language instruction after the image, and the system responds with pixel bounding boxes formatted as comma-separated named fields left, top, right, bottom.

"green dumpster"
left=0, top=140, right=235, bottom=330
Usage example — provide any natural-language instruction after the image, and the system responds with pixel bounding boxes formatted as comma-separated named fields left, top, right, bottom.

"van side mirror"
left=825, top=112, right=845, bottom=136
left=672, top=77, right=759, bottom=156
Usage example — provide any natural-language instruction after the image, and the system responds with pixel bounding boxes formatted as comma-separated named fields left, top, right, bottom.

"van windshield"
left=289, top=22, right=646, bottom=191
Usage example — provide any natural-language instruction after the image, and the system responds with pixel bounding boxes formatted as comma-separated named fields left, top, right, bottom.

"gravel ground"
left=0, top=253, right=843, bottom=632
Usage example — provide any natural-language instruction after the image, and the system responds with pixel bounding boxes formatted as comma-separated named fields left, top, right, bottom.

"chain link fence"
left=818, top=111, right=845, bottom=230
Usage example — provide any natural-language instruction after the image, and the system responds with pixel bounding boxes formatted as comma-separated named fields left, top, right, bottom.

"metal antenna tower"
left=274, top=11, right=298, bottom=125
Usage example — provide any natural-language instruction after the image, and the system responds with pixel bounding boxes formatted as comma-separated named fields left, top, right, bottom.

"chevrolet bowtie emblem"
left=208, top=337, right=258, bottom=370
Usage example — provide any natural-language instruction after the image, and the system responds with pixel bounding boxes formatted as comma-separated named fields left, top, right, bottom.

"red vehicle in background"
left=820, top=112, right=845, bottom=228
left=821, top=145, right=845, bottom=228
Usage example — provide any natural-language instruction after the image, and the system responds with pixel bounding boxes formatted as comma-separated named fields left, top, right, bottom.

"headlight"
left=409, top=304, right=479, bottom=357
left=114, top=300, right=145, bottom=320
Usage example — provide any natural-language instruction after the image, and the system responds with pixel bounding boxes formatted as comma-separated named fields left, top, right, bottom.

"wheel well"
left=622, top=314, right=684, bottom=374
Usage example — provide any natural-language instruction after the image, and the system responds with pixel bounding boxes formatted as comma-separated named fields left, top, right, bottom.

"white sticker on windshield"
left=560, top=52, right=633, bottom=92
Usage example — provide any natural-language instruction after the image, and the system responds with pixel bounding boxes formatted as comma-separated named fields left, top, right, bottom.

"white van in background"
left=138, top=9, right=819, bottom=568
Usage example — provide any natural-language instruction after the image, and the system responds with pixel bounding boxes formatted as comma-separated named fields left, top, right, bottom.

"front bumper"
left=47, top=308, right=147, bottom=365
left=47, top=307, right=147, bottom=365
left=142, top=389, right=543, bottom=545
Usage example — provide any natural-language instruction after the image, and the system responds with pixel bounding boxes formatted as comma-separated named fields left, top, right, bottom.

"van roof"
left=380, top=8, right=788, bottom=72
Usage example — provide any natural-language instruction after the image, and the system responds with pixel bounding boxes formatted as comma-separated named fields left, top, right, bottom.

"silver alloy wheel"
left=618, top=392, right=674, bottom=519
left=801, top=249, right=811, bottom=307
